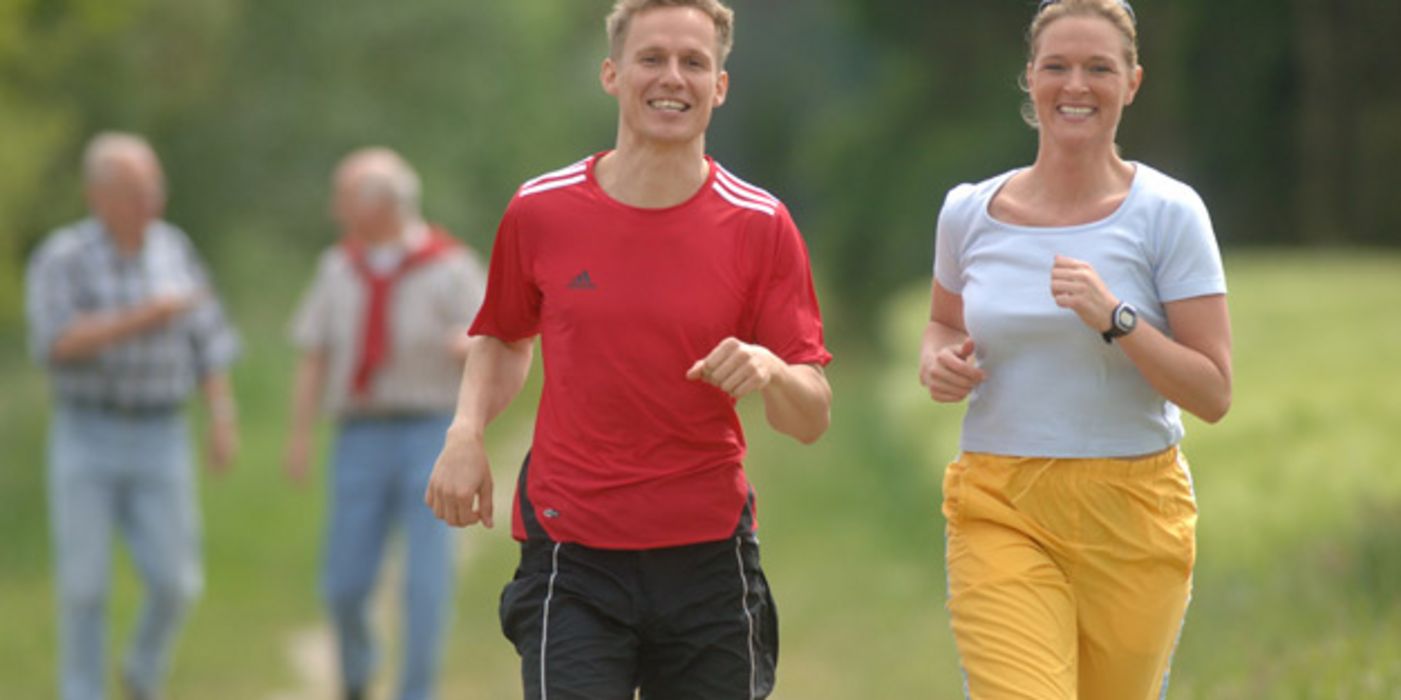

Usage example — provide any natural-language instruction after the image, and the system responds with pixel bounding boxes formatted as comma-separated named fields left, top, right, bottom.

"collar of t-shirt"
left=359, top=221, right=431, bottom=274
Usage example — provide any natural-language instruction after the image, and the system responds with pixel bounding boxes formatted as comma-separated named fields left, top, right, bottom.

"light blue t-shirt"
left=933, top=163, right=1226, bottom=458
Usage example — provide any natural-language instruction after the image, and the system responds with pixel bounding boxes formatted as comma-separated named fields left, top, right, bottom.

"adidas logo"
left=567, top=270, right=596, bottom=290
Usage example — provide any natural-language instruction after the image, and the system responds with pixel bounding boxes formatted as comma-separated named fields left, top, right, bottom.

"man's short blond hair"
left=605, top=0, right=735, bottom=68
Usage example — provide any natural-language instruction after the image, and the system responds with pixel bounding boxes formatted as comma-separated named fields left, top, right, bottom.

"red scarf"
left=344, top=225, right=458, bottom=397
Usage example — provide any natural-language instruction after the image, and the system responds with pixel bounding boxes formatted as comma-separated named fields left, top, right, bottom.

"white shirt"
left=933, top=163, right=1226, bottom=457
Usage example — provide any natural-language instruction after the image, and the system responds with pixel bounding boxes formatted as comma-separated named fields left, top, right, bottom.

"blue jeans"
left=323, top=414, right=456, bottom=700
left=48, top=404, right=202, bottom=700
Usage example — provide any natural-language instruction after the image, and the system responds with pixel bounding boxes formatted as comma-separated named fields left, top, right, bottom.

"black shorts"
left=499, top=535, right=779, bottom=699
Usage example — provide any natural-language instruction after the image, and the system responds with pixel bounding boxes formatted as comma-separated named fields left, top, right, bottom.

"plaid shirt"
left=25, top=218, right=240, bottom=410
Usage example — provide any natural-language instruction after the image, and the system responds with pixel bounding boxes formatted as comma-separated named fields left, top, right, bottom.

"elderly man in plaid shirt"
left=25, top=132, right=241, bottom=700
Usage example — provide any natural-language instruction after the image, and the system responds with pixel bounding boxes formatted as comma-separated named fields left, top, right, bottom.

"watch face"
left=1116, top=305, right=1137, bottom=330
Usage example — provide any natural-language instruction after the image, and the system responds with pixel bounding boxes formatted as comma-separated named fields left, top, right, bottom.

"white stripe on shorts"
left=540, top=542, right=562, bottom=699
left=734, top=536, right=757, bottom=700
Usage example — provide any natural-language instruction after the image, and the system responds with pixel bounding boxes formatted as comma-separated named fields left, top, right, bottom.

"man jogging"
left=425, top=1, right=832, bottom=697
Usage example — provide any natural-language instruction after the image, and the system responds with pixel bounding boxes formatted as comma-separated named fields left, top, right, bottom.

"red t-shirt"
left=470, top=153, right=832, bottom=549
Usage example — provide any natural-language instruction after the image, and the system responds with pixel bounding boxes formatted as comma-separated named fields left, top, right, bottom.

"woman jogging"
left=919, top=1, right=1232, bottom=697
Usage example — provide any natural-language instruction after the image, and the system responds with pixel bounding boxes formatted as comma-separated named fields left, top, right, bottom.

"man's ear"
left=601, top=57, right=619, bottom=97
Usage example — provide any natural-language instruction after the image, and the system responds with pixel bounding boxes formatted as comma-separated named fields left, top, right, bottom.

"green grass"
left=2, top=250, right=1400, bottom=698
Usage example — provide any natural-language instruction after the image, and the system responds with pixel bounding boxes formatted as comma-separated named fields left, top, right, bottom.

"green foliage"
left=4, top=0, right=1400, bottom=333
left=806, top=0, right=1401, bottom=313
left=0, top=0, right=613, bottom=326
left=167, top=0, right=612, bottom=256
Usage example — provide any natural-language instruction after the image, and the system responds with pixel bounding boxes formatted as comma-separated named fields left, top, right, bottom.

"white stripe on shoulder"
left=714, top=177, right=778, bottom=213
left=520, top=174, right=586, bottom=198
left=714, top=165, right=779, bottom=205
left=521, top=158, right=590, bottom=190
left=712, top=182, right=776, bottom=216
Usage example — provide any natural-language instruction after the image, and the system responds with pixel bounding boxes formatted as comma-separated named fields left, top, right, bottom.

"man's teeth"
left=650, top=99, right=688, bottom=111
left=1059, top=106, right=1095, bottom=116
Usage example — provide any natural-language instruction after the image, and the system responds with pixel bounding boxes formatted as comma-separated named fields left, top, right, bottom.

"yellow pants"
left=943, top=448, right=1196, bottom=700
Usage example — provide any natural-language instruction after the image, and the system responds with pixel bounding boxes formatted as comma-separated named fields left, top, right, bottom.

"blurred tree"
left=767, top=2, right=1037, bottom=319
left=1294, top=0, right=1401, bottom=246
left=0, top=0, right=613, bottom=327
left=1, top=0, right=1399, bottom=336
left=167, top=0, right=613, bottom=259
left=0, top=0, right=161, bottom=326
left=796, top=0, right=1401, bottom=322
left=1173, top=0, right=1298, bottom=247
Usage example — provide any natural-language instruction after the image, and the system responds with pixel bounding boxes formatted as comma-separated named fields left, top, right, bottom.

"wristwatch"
left=1102, top=302, right=1138, bottom=343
